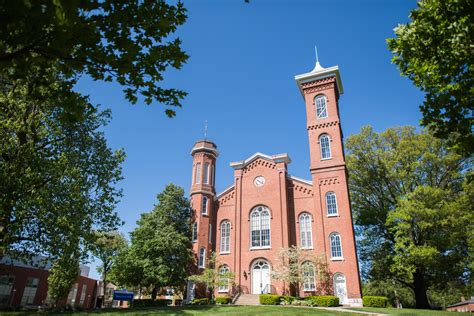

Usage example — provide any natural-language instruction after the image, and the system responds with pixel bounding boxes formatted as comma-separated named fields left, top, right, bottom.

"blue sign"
left=113, top=290, right=134, bottom=301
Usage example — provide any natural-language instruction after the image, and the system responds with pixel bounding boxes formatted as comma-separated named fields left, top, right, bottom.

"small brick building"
left=0, top=257, right=98, bottom=308
left=187, top=58, right=362, bottom=306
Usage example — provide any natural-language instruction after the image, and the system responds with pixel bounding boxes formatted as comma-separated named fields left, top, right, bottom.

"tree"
left=47, top=247, right=81, bottom=305
left=112, top=184, right=194, bottom=299
left=188, top=252, right=235, bottom=301
left=0, top=0, right=188, bottom=116
left=0, top=67, right=124, bottom=261
left=271, top=246, right=332, bottom=296
left=387, top=0, right=473, bottom=155
left=92, top=231, right=127, bottom=306
left=346, top=125, right=472, bottom=309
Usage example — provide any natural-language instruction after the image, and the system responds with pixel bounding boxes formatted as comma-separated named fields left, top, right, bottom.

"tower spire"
left=311, top=46, right=324, bottom=72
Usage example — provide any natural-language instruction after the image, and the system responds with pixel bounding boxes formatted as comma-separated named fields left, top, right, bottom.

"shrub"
left=305, top=295, right=339, bottom=307
left=216, top=296, right=231, bottom=304
left=363, top=296, right=389, bottom=308
left=259, top=294, right=281, bottom=305
left=188, top=298, right=211, bottom=305
left=280, top=295, right=296, bottom=305
left=133, top=299, right=171, bottom=307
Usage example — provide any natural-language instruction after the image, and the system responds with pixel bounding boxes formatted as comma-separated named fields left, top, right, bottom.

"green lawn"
left=2, top=305, right=362, bottom=316
left=350, top=307, right=469, bottom=316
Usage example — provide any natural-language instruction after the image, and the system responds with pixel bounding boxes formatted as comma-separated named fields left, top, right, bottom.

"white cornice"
left=229, top=152, right=291, bottom=170
left=190, top=146, right=219, bottom=157
left=294, top=65, right=344, bottom=97
left=288, top=175, right=313, bottom=186
left=215, top=185, right=235, bottom=200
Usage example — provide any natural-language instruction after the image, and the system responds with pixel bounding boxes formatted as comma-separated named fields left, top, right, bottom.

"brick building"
left=0, top=257, right=98, bottom=308
left=188, top=58, right=362, bottom=306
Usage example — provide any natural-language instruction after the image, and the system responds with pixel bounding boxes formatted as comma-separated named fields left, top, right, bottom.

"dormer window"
left=315, top=95, right=328, bottom=119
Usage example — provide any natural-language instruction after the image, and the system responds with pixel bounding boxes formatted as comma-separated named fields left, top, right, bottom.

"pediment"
left=229, top=152, right=291, bottom=170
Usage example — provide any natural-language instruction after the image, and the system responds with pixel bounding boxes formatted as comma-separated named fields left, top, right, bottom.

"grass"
left=350, top=306, right=471, bottom=315
left=1, top=305, right=363, bottom=316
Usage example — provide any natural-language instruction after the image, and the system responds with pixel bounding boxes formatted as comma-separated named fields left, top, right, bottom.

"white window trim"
left=195, top=163, right=202, bottom=184
left=219, top=220, right=231, bottom=254
left=327, top=214, right=339, bottom=218
left=198, top=248, right=206, bottom=268
left=326, top=192, right=339, bottom=216
left=203, top=163, right=210, bottom=184
left=249, top=206, right=271, bottom=249
left=330, top=232, right=344, bottom=260
left=218, top=265, right=230, bottom=292
left=319, top=135, right=332, bottom=160
left=201, top=197, right=208, bottom=215
left=299, top=213, right=313, bottom=250
left=192, top=222, right=198, bottom=243
left=315, top=95, right=328, bottom=119
left=302, top=263, right=316, bottom=291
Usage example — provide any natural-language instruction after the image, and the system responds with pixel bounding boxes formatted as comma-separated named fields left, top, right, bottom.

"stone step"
left=234, top=294, right=260, bottom=305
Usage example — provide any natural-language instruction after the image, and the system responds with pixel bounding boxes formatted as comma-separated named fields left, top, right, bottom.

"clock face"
left=254, top=176, right=265, bottom=187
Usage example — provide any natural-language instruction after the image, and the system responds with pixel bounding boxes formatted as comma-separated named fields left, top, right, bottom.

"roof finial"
left=312, top=45, right=324, bottom=72
left=204, top=120, right=208, bottom=140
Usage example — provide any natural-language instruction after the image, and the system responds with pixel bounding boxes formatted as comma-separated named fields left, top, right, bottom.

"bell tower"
left=295, top=53, right=362, bottom=305
left=190, top=140, right=218, bottom=270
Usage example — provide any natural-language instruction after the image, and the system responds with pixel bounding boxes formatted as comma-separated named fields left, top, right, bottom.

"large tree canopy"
left=110, top=184, right=194, bottom=299
left=346, top=126, right=472, bottom=309
left=0, top=67, right=124, bottom=260
left=0, top=0, right=188, bottom=116
left=387, top=0, right=473, bottom=155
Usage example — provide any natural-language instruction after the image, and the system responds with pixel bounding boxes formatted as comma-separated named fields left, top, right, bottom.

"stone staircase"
left=234, top=294, right=260, bottom=305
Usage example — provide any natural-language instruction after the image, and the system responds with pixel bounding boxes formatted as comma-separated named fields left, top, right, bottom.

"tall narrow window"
left=250, top=206, right=271, bottom=248
left=0, top=275, right=15, bottom=305
left=218, top=265, right=230, bottom=292
left=319, top=134, right=331, bottom=159
left=21, top=277, right=39, bottom=305
left=302, top=262, right=316, bottom=291
left=195, top=163, right=202, bottom=184
left=209, top=224, right=212, bottom=243
left=220, top=220, right=231, bottom=253
left=330, top=233, right=343, bottom=259
left=299, top=213, right=313, bottom=249
left=79, top=284, right=87, bottom=306
left=203, top=163, right=210, bottom=184
left=192, top=222, right=198, bottom=242
left=212, top=165, right=215, bottom=185
left=198, top=247, right=206, bottom=268
left=315, top=95, right=328, bottom=118
left=201, top=197, right=208, bottom=215
left=326, top=192, right=338, bottom=216
left=66, top=283, right=78, bottom=304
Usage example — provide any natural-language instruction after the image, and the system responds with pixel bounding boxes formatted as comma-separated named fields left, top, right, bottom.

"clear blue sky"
left=75, top=0, right=423, bottom=279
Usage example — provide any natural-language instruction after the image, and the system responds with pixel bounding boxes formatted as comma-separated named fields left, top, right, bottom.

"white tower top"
left=294, top=48, right=344, bottom=96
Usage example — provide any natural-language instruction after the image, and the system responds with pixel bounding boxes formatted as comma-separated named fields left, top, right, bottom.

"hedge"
left=259, top=294, right=281, bottom=305
left=216, top=296, right=231, bottom=304
left=188, top=298, right=212, bottom=305
left=363, top=296, right=389, bottom=308
left=305, top=295, right=339, bottom=307
left=280, top=295, right=296, bottom=305
left=132, top=299, right=171, bottom=307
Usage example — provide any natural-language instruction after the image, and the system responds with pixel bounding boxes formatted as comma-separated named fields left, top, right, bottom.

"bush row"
left=363, top=296, right=389, bottom=308
left=132, top=299, right=171, bottom=307
left=216, top=296, right=232, bottom=304
left=260, top=294, right=339, bottom=307
left=188, top=298, right=212, bottom=305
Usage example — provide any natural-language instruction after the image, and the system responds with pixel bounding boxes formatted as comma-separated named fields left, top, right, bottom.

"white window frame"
left=195, top=163, right=202, bottom=184
left=0, top=275, right=15, bottom=306
left=250, top=206, right=271, bottom=249
left=299, top=213, right=313, bottom=249
left=21, top=277, right=39, bottom=305
left=319, top=134, right=332, bottom=160
left=198, top=247, right=206, bottom=268
left=203, top=163, right=210, bottom=184
left=192, top=222, right=198, bottom=242
left=315, top=95, right=328, bottom=119
left=220, top=220, right=231, bottom=254
left=330, top=232, right=343, bottom=260
left=302, top=262, right=316, bottom=291
left=218, top=265, right=230, bottom=292
left=201, top=197, right=208, bottom=215
left=326, top=192, right=339, bottom=216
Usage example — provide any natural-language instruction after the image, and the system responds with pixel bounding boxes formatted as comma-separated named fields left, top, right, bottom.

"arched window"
left=299, top=213, right=313, bottom=249
left=218, top=265, right=230, bottom=292
left=203, top=163, right=210, bottom=184
left=220, top=220, right=231, bottom=253
left=192, top=222, right=198, bottom=242
left=201, top=197, right=208, bottom=215
left=302, top=262, right=316, bottom=291
left=326, top=192, right=338, bottom=216
left=198, top=247, right=206, bottom=268
left=250, top=206, right=271, bottom=248
left=195, top=163, right=202, bottom=184
left=330, top=233, right=343, bottom=259
left=315, top=95, right=328, bottom=118
left=319, top=134, right=331, bottom=159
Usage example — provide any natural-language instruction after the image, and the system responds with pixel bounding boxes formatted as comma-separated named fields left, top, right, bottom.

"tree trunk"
left=102, top=271, right=107, bottom=307
left=413, top=270, right=430, bottom=309
left=151, top=286, right=158, bottom=300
